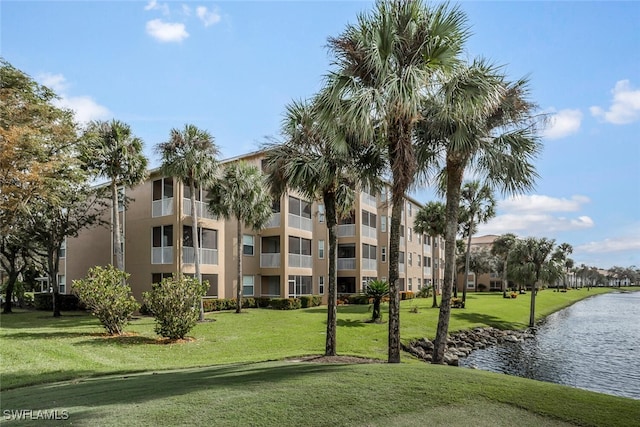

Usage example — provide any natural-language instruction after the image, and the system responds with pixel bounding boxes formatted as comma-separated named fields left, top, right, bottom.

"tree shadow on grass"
left=303, top=305, right=371, bottom=315
left=450, top=311, right=526, bottom=330
left=75, top=334, right=160, bottom=346
left=336, top=318, right=366, bottom=328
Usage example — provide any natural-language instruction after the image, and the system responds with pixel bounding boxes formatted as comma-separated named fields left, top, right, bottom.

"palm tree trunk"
left=112, top=183, right=124, bottom=272
left=325, top=195, right=338, bottom=356
left=49, top=248, right=61, bottom=317
left=431, top=280, right=439, bottom=308
left=388, top=198, right=402, bottom=363
left=462, top=218, right=474, bottom=303
left=502, top=259, right=508, bottom=297
left=433, top=163, right=464, bottom=364
left=529, top=280, right=537, bottom=327
left=236, top=220, right=243, bottom=313
left=190, top=183, right=204, bottom=321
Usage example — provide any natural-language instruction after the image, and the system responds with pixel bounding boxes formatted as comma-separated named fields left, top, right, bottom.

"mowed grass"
left=0, top=287, right=626, bottom=391
left=1, top=288, right=639, bottom=427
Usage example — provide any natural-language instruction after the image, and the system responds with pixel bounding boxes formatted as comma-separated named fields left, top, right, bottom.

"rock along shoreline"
left=402, top=326, right=536, bottom=366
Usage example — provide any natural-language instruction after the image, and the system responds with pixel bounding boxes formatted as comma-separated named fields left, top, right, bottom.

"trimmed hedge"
left=202, top=296, right=321, bottom=312
left=400, top=291, right=415, bottom=300
left=34, top=293, right=84, bottom=311
left=270, top=298, right=301, bottom=310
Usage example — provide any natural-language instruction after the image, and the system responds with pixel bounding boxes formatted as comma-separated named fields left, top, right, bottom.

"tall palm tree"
left=555, top=242, right=573, bottom=290
left=207, top=161, right=272, bottom=313
left=264, top=98, right=383, bottom=356
left=413, top=201, right=447, bottom=308
left=320, top=0, right=469, bottom=363
left=416, top=58, right=542, bottom=363
left=491, top=233, right=517, bottom=297
left=82, top=120, right=148, bottom=272
left=508, top=237, right=558, bottom=327
left=157, top=124, right=219, bottom=321
left=459, top=180, right=496, bottom=303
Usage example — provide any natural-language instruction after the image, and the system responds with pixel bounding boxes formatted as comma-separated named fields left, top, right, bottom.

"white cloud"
left=37, top=73, right=110, bottom=123
left=196, top=6, right=221, bottom=27
left=543, top=109, right=582, bottom=139
left=182, top=4, right=192, bottom=16
left=590, top=80, right=640, bottom=124
left=144, top=0, right=169, bottom=15
left=577, top=236, right=640, bottom=254
left=499, top=194, right=590, bottom=213
left=146, top=19, right=189, bottom=43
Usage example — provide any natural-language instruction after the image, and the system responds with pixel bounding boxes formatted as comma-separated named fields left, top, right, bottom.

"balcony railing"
left=288, top=254, right=312, bottom=268
left=260, top=253, right=281, bottom=268
left=399, top=262, right=405, bottom=273
left=337, top=224, right=355, bottom=237
left=182, top=247, right=218, bottom=265
left=288, top=214, right=312, bottom=232
left=423, top=266, right=431, bottom=276
left=265, top=212, right=281, bottom=228
left=361, top=225, right=377, bottom=239
left=423, top=244, right=431, bottom=253
left=362, top=193, right=377, bottom=207
left=362, top=258, right=377, bottom=271
left=183, top=199, right=216, bottom=220
left=338, top=258, right=356, bottom=270
left=400, top=236, right=405, bottom=247
left=152, top=247, right=173, bottom=264
left=152, top=198, right=174, bottom=217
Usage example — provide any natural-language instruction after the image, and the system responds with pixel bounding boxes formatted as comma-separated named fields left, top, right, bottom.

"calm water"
left=460, top=291, right=640, bottom=400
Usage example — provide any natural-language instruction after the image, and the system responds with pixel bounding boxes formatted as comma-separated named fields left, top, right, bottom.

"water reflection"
left=460, top=291, right=640, bottom=400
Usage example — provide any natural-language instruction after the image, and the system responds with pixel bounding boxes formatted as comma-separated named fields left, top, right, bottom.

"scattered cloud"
left=543, top=108, right=582, bottom=139
left=499, top=194, right=590, bottom=213
left=590, top=80, right=640, bottom=124
left=182, top=4, right=192, bottom=16
left=37, top=73, right=110, bottom=123
left=144, top=0, right=169, bottom=15
left=196, top=6, right=221, bottom=27
left=577, top=235, right=640, bottom=254
left=146, top=19, right=189, bottom=43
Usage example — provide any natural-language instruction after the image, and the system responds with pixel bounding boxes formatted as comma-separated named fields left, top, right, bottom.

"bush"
left=270, top=298, right=301, bottom=310
left=143, top=275, right=208, bottom=340
left=34, top=293, right=83, bottom=311
left=256, top=297, right=272, bottom=308
left=72, top=265, right=140, bottom=335
left=400, top=291, right=415, bottom=300
left=416, top=286, right=431, bottom=298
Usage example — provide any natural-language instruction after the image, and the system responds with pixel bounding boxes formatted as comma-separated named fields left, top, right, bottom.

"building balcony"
left=265, top=212, right=281, bottom=228
left=288, top=214, right=312, bottom=232
left=361, top=225, right=377, bottom=240
left=183, top=198, right=216, bottom=220
left=362, top=258, right=377, bottom=271
left=152, top=247, right=173, bottom=264
left=288, top=253, right=312, bottom=268
left=182, top=247, right=218, bottom=265
left=338, top=258, right=356, bottom=270
left=260, top=253, right=281, bottom=268
left=152, top=198, right=174, bottom=217
left=337, top=224, right=356, bottom=237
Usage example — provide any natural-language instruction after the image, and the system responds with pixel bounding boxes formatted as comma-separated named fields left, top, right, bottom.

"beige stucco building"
left=61, top=151, right=446, bottom=303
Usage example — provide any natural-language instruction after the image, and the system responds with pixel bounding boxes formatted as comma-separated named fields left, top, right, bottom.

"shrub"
left=34, top=293, right=83, bottom=311
left=416, top=286, right=431, bottom=298
left=451, top=297, right=465, bottom=308
left=400, top=291, right=415, bottom=300
left=72, top=265, right=140, bottom=335
left=256, top=297, right=272, bottom=308
left=363, top=280, right=389, bottom=323
left=347, top=294, right=370, bottom=305
left=143, top=275, right=209, bottom=340
left=270, top=298, right=301, bottom=310
left=477, top=283, right=487, bottom=292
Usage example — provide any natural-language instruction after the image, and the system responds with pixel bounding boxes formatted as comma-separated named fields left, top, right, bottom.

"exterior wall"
left=65, top=150, right=446, bottom=303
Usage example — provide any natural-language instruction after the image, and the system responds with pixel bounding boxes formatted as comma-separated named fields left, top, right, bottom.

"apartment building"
left=63, top=151, right=445, bottom=302
left=456, top=234, right=503, bottom=293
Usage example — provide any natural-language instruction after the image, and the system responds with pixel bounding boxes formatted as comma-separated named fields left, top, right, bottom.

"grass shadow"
left=451, top=311, right=526, bottom=330
left=336, top=318, right=366, bottom=328
left=75, top=334, right=160, bottom=346
left=303, top=305, right=372, bottom=315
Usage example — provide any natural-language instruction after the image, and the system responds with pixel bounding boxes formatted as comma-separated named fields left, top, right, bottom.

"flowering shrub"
left=451, top=297, right=465, bottom=308
left=72, top=265, right=139, bottom=335
left=510, top=292, right=518, bottom=299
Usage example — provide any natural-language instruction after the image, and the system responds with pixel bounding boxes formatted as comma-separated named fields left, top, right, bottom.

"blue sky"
left=3, top=1, right=639, bottom=269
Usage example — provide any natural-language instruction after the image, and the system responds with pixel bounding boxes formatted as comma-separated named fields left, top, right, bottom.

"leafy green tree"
left=157, top=124, right=219, bottom=321
left=363, top=280, right=389, bottom=323
left=82, top=120, right=148, bottom=272
left=321, top=0, right=468, bottom=363
left=416, top=59, right=541, bottom=363
left=553, top=243, right=573, bottom=290
left=491, top=233, right=518, bottom=296
left=264, top=98, right=383, bottom=356
left=459, top=181, right=496, bottom=303
left=414, top=201, right=447, bottom=308
left=143, top=275, right=209, bottom=340
left=72, top=265, right=139, bottom=335
left=0, top=230, right=34, bottom=313
left=207, top=161, right=272, bottom=313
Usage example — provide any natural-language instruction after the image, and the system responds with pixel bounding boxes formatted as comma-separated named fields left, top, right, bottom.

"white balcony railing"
left=260, top=253, right=281, bottom=268
left=182, top=247, right=218, bottom=265
left=265, top=212, right=281, bottom=228
left=337, top=224, right=356, bottom=237
left=362, top=258, right=377, bottom=271
left=399, top=262, right=405, bottom=273
left=152, top=198, right=174, bottom=217
left=288, top=254, right=312, bottom=268
left=423, top=244, right=431, bottom=253
left=288, top=214, right=313, bottom=232
left=423, top=266, right=432, bottom=276
left=152, top=247, right=173, bottom=264
left=183, top=199, right=216, bottom=220
left=400, top=236, right=405, bottom=247
left=361, top=225, right=377, bottom=239
left=362, top=193, right=377, bottom=207
left=338, top=258, right=356, bottom=270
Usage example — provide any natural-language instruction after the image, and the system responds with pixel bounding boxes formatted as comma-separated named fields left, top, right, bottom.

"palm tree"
left=508, top=237, right=558, bottom=327
left=207, top=161, right=272, bottom=313
left=363, top=279, right=389, bottom=323
left=554, top=243, right=573, bottom=290
left=264, top=98, right=383, bottom=356
left=157, top=124, right=219, bottom=321
left=413, top=201, right=447, bottom=308
left=491, top=233, right=517, bottom=297
left=459, top=180, right=496, bottom=303
left=320, top=0, right=469, bottom=363
left=82, top=120, right=148, bottom=272
left=416, top=59, right=542, bottom=363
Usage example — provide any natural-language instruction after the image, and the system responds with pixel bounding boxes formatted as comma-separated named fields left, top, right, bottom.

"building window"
left=58, top=274, right=66, bottom=294
left=408, top=252, right=412, bottom=266
left=381, top=246, right=387, bottom=263
left=417, top=278, right=421, bottom=289
left=288, top=195, right=312, bottom=231
left=417, top=254, right=421, bottom=267
left=243, top=275, right=255, bottom=296
left=152, top=225, right=173, bottom=264
left=408, top=278, right=412, bottom=291
left=417, top=233, right=421, bottom=244
left=152, top=178, right=174, bottom=217
left=407, top=202, right=412, bottom=217
left=288, top=236, right=312, bottom=268
left=288, top=275, right=312, bottom=296
left=424, top=235, right=430, bottom=245
left=183, top=226, right=218, bottom=265
left=318, top=240, right=325, bottom=259
left=319, top=276, right=325, bottom=295
left=408, top=227, right=412, bottom=242
left=381, top=215, right=387, bottom=232
left=261, top=276, right=281, bottom=296
left=60, top=239, right=66, bottom=259
left=362, top=276, right=376, bottom=291
left=361, top=210, right=377, bottom=228
left=399, top=251, right=405, bottom=264
left=362, top=243, right=377, bottom=260
left=152, top=272, right=173, bottom=285
left=318, top=204, right=325, bottom=223
left=117, top=186, right=125, bottom=212
left=425, top=256, right=431, bottom=268
left=243, top=235, right=255, bottom=256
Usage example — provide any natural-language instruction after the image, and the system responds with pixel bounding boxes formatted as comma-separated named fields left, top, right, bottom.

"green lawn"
left=1, top=288, right=638, bottom=426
